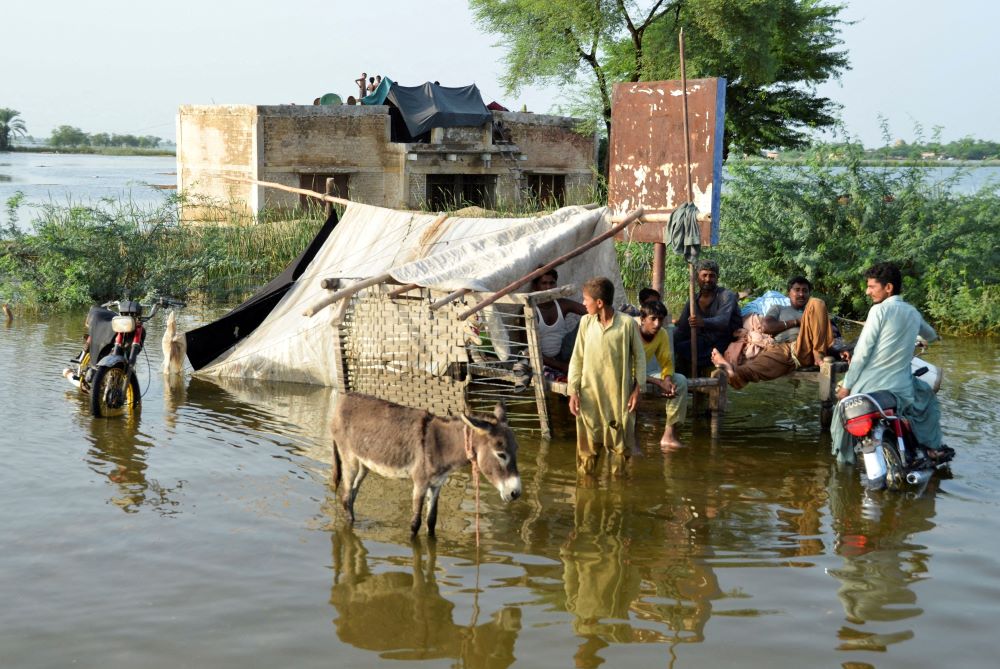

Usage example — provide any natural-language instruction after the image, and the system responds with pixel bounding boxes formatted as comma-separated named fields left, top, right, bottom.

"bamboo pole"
left=303, top=272, right=392, bottom=317
left=680, top=28, right=699, bottom=379
left=429, top=288, right=471, bottom=311
left=456, top=207, right=644, bottom=321
left=222, top=175, right=353, bottom=207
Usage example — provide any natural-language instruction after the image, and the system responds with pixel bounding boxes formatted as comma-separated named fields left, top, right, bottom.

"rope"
left=464, top=425, right=481, bottom=547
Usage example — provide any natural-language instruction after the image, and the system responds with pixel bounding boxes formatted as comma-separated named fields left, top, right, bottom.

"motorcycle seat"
left=842, top=390, right=897, bottom=419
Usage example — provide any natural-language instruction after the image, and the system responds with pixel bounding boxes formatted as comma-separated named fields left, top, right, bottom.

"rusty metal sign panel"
left=609, top=78, right=726, bottom=245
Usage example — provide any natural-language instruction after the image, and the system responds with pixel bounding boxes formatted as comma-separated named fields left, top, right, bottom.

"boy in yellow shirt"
left=637, top=301, right=689, bottom=449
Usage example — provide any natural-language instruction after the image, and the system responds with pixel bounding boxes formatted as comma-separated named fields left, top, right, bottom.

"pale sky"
left=3, top=0, right=996, bottom=147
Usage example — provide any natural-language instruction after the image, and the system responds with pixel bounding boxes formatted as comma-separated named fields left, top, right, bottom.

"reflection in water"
left=83, top=413, right=183, bottom=514
left=560, top=484, right=643, bottom=667
left=827, top=466, right=939, bottom=652
left=329, top=528, right=521, bottom=666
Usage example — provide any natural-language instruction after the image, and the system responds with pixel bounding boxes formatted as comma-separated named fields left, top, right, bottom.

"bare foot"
left=659, top=426, right=684, bottom=450
left=710, top=348, right=733, bottom=376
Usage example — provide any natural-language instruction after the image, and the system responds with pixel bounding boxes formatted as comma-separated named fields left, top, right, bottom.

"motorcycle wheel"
left=90, top=366, right=140, bottom=417
left=881, top=440, right=906, bottom=491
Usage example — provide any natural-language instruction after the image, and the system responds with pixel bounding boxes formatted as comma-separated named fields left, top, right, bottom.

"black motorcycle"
left=65, top=297, right=185, bottom=417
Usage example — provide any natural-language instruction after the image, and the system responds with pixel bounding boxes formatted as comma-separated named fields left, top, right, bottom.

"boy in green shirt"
left=567, top=277, right=645, bottom=475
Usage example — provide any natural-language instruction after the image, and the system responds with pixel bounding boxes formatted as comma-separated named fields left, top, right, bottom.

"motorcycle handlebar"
left=99, top=297, right=187, bottom=313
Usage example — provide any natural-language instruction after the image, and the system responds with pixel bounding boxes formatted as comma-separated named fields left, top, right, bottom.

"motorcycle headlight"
left=111, top=315, right=136, bottom=333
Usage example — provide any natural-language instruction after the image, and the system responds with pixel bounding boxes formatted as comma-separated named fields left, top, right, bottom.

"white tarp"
left=196, top=203, right=625, bottom=385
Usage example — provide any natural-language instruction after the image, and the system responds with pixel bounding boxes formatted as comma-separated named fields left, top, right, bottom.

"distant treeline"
left=46, top=125, right=165, bottom=149
left=778, top=137, right=1000, bottom=162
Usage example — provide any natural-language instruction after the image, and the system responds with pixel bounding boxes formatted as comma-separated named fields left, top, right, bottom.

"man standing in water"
left=830, top=262, right=945, bottom=462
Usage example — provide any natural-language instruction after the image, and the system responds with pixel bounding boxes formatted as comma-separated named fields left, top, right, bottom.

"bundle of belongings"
left=723, top=291, right=843, bottom=369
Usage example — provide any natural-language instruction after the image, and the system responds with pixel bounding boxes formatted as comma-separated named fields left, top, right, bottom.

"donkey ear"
left=493, top=401, right=507, bottom=424
left=461, top=414, right=490, bottom=434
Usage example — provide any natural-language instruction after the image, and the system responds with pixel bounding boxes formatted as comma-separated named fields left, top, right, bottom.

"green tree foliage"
left=706, top=143, right=997, bottom=333
left=49, top=125, right=90, bottom=147
left=0, top=108, right=28, bottom=151
left=469, top=0, right=849, bottom=155
left=48, top=126, right=162, bottom=149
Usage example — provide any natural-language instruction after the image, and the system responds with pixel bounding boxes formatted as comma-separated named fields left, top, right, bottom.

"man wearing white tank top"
left=531, top=270, right=588, bottom=377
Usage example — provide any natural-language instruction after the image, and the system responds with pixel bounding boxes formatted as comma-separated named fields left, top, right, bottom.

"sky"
left=3, top=0, right=997, bottom=147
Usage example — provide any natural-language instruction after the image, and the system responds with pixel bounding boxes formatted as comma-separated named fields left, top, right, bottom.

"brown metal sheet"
left=609, top=78, right=726, bottom=245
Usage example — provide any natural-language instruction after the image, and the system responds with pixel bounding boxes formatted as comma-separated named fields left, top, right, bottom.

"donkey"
left=330, top=393, right=522, bottom=536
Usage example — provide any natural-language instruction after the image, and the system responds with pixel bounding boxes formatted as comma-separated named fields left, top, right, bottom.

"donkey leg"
left=339, top=456, right=362, bottom=522
left=425, top=485, right=443, bottom=538
left=347, top=466, right=368, bottom=522
left=410, top=482, right=429, bottom=535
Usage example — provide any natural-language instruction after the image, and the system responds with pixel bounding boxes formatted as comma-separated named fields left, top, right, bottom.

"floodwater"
left=0, top=152, right=176, bottom=228
left=2, top=307, right=998, bottom=668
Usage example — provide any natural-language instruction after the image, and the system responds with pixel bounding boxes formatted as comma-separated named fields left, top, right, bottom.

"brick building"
left=175, top=103, right=597, bottom=218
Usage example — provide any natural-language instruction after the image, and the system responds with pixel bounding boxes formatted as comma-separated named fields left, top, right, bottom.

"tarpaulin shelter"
left=385, top=82, right=491, bottom=141
left=185, top=203, right=627, bottom=434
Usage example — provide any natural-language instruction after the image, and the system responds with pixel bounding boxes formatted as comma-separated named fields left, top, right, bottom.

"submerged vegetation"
left=2, top=146, right=998, bottom=334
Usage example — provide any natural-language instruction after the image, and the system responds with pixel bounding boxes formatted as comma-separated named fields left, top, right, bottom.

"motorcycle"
left=839, top=350, right=954, bottom=491
left=64, top=296, right=185, bottom=417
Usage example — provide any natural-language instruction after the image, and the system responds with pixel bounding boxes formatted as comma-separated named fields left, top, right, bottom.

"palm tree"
left=0, top=108, right=28, bottom=151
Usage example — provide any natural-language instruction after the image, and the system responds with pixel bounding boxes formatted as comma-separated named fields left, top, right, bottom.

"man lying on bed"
left=711, top=276, right=848, bottom=389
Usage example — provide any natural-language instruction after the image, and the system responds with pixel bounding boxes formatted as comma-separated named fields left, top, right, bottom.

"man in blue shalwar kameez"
left=831, top=262, right=943, bottom=462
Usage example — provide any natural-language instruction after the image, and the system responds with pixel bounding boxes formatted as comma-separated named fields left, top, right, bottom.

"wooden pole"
left=680, top=28, right=699, bottom=378
left=387, top=283, right=420, bottom=298
left=456, top=207, right=644, bottom=321
left=652, top=243, right=666, bottom=296
left=303, top=272, right=392, bottom=317
left=222, top=175, right=353, bottom=208
left=429, top=288, right=471, bottom=311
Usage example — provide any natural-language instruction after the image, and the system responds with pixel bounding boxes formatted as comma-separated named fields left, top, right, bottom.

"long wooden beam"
left=222, top=175, right=353, bottom=207
left=303, top=272, right=392, bottom=317
left=455, top=207, right=644, bottom=321
left=429, top=288, right=472, bottom=311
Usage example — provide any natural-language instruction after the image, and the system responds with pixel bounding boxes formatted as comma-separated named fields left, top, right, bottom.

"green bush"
left=621, top=141, right=999, bottom=334
left=0, top=193, right=326, bottom=308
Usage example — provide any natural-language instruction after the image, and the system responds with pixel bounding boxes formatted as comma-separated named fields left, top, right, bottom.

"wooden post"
left=819, top=355, right=837, bottom=428
left=523, top=303, right=551, bottom=438
left=325, top=178, right=337, bottom=218
left=652, top=242, right=666, bottom=296
left=679, top=28, right=699, bottom=379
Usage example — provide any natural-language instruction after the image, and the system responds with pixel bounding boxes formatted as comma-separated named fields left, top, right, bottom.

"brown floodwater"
left=2, top=308, right=998, bottom=668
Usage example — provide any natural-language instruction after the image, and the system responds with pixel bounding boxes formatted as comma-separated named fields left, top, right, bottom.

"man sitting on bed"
left=711, top=276, right=847, bottom=389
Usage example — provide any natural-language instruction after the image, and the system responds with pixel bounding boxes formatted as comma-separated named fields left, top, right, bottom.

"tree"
left=469, top=0, right=849, bottom=156
left=0, top=108, right=27, bottom=151
left=49, top=125, right=90, bottom=147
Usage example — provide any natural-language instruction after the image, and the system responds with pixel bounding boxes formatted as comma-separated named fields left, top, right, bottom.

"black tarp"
left=386, top=82, right=491, bottom=139
left=184, top=209, right=339, bottom=370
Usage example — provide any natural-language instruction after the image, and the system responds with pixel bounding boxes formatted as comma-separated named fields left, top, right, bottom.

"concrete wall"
left=176, top=104, right=597, bottom=218
left=176, top=105, right=258, bottom=219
